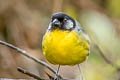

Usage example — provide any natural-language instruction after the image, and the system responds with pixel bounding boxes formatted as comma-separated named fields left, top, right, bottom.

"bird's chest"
left=43, top=30, right=80, bottom=54
left=42, top=30, right=88, bottom=65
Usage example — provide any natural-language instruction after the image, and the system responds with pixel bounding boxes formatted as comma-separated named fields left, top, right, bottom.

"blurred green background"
left=0, top=0, right=120, bottom=80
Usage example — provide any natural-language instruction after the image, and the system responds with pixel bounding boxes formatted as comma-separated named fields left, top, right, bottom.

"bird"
left=42, top=12, right=90, bottom=80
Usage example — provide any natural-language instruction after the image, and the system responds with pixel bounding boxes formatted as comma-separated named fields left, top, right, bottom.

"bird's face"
left=48, top=12, right=76, bottom=31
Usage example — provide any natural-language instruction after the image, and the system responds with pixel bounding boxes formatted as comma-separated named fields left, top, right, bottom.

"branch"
left=0, top=40, right=63, bottom=79
left=45, top=72, right=54, bottom=80
left=0, top=78, right=70, bottom=80
left=17, top=67, right=44, bottom=80
left=95, top=45, right=120, bottom=70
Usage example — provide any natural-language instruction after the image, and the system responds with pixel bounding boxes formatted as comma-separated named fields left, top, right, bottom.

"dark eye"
left=64, top=18, right=67, bottom=22
left=64, top=20, right=74, bottom=29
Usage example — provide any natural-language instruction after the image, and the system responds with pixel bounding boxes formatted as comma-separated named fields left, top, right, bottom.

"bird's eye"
left=64, top=20, right=74, bottom=29
left=64, top=18, right=67, bottom=22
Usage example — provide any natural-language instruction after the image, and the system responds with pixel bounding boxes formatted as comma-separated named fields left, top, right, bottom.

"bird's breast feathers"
left=42, top=29, right=90, bottom=65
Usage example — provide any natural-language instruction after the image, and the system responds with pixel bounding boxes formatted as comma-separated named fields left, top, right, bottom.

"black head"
left=48, top=12, right=76, bottom=31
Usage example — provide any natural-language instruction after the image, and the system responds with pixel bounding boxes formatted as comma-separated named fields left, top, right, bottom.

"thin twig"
left=95, top=44, right=120, bottom=80
left=95, top=44, right=120, bottom=70
left=45, top=72, right=54, bottom=80
left=17, top=67, right=44, bottom=80
left=0, top=40, right=63, bottom=79
left=0, top=78, right=35, bottom=80
left=45, top=72, right=69, bottom=80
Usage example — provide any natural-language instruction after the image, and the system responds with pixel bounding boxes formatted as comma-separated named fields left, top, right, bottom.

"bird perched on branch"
left=42, top=12, right=90, bottom=80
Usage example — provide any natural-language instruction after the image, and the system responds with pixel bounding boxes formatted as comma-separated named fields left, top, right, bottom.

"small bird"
left=42, top=12, right=90, bottom=79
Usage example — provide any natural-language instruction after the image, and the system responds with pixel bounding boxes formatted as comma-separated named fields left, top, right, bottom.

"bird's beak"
left=52, top=19, right=61, bottom=27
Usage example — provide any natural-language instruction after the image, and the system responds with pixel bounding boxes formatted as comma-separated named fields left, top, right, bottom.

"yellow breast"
left=42, top=30, right=90, bottom=65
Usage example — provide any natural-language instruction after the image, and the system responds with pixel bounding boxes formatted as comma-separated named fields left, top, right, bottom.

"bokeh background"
left=0, top=0, right=120, bottom=80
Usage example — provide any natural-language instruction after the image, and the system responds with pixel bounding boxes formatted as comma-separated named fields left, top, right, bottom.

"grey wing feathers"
left=74, top=20, right=91, bottom=42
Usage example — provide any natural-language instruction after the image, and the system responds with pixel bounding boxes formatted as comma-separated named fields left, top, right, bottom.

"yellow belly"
left=42, top=30, right=90, bottom=65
